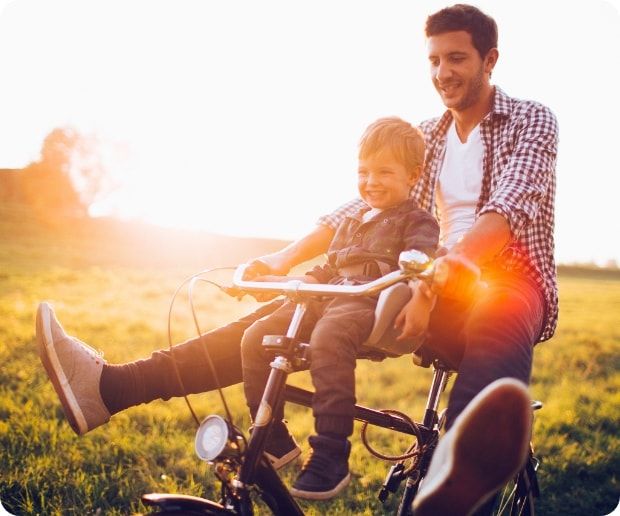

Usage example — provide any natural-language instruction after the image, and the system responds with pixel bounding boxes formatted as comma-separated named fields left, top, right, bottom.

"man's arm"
left=451, top=212, right=511, bottom=265
left=246, top=224, right=335, bottom=277
left=433, top=103, right=558, bottom=299
left=246, top=197, right=366, bottom=277
left=432, top=213, right=509, bottom=299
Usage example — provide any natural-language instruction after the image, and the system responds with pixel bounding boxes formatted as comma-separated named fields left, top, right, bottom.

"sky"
left=0, top=0, right=619, bottom=265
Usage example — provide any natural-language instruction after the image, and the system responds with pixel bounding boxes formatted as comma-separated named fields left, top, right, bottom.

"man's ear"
left=485, top=48, right=499, bottom=75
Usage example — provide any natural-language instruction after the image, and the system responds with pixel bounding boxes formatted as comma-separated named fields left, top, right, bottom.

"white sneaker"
left=413, top=378, right=532, bottom=516
left=36, top=302, right=110, bottom=435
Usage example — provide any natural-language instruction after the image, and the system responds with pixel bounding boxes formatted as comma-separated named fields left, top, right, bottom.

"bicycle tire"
left=491, top=453, right=538, bottom=516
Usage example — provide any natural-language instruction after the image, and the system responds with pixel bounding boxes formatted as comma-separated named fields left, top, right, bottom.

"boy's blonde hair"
left=358, top=117, right=425, bottom=174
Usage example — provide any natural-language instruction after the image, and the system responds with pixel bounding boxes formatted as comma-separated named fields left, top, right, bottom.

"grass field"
left=1, top=205, right=619, bottom=515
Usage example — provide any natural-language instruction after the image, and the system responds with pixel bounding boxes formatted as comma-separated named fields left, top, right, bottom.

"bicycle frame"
left=142, top=250, right=540, bottom=515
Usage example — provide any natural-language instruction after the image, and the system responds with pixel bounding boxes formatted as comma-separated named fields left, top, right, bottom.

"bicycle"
left=141, top=249, right=541, bottom=515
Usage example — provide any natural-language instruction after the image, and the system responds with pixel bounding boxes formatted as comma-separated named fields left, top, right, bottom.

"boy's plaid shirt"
left=318, top=87, right=559, bottom=342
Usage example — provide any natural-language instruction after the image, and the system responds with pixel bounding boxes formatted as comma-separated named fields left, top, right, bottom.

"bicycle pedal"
left=379, top=463, right=406, bottom=502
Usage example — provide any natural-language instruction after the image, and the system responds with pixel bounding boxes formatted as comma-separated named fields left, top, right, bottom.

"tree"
left=20, top=127, right=110, bottom=219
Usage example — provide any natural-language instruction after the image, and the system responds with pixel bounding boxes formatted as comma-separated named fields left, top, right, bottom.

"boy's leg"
left=37, top=300, right=283, bottom=435
left=290, top=297, right=376, bottom=500
left=413, top=272, right=544, bottom=515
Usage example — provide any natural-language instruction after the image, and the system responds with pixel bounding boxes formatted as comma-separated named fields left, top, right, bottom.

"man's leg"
left=413, top=273, right=544, bottom=515
left=444, top=273, right=543, bottom=427
left=37, top=300, right=283, bottom=435
left=240, top=301, right=311, bottom=469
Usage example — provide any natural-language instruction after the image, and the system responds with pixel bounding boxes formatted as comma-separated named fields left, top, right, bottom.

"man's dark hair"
left=425, top=4, right=498, bottom=59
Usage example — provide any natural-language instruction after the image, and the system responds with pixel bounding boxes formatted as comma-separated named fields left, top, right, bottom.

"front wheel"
left=141, top=493, right=235, bottom=515
left=491, top=452, right=539, bottom=516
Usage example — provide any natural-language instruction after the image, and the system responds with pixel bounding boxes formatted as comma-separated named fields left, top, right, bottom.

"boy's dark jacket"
left=308, top=198, right=439, bottom=284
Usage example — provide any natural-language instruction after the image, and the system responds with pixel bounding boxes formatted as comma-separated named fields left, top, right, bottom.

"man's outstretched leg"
left=37, top=302, right=110, bottom=435
left=36, top=301, right=279, bottom=435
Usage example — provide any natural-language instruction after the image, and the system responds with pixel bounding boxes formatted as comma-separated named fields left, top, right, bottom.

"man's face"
left=427, top=30, right=488, bottom=112
left=357, top=151, right=417, bottom=210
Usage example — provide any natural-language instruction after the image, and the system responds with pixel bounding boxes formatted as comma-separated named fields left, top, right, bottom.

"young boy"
left=240, top=117, right=439, bottom=500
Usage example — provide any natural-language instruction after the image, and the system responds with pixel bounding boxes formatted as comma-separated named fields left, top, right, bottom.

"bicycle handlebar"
left=232, top=249, right=434, bottom=299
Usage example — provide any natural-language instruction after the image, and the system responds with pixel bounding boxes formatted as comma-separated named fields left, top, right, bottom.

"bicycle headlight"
left=195, top=415, right=233, bottom=462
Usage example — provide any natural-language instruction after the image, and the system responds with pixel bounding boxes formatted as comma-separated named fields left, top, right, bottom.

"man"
left=36, top=4, right=558, bottom=514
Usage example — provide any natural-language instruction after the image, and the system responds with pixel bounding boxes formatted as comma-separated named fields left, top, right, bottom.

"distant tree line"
left=0, top=127, right=108, bottom=219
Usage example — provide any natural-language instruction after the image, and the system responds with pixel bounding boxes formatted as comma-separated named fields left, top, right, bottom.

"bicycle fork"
left=234, top=302, right=309, bottom=515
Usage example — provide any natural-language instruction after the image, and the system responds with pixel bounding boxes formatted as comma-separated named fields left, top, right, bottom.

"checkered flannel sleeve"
left=478, top=103, right=559, bottom=239
left=316, top=197, right=367, bottom=229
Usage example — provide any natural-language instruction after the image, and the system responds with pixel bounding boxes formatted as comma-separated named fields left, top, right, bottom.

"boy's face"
left=357, top=151, right=418, bottom=210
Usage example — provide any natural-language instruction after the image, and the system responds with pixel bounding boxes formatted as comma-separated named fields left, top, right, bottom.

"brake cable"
left=166, top=267, right=240, bottom=427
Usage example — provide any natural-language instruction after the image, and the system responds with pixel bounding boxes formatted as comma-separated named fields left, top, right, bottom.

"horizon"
left=1, top=0, right=619, bottom=266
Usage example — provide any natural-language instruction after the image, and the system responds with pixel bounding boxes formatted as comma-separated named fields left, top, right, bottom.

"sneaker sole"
left=290, top=472, right=351, bottom=500
left=36, top=303, right=87, bottom=435
left=413, top=379, right=532, bottom=516
left=264, top=446, right=302, bottom=470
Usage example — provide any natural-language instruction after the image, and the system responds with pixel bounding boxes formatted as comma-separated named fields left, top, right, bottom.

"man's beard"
left=454, top=65, right=485, bottom=111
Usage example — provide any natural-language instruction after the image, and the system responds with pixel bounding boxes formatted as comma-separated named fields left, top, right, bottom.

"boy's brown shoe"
left=36, top=302, right=110, bottom=435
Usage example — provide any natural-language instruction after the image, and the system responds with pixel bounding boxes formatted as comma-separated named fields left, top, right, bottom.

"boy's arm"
left=402, top=209, right=440, bottom=258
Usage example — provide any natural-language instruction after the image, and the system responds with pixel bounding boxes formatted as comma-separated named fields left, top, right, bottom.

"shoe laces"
left=74, top=336, right=105, bottom=360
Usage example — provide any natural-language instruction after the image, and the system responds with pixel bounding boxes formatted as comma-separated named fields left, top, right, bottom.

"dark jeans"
left=129, top=301, right=284, bottom=404
left=123, top=271, right=543, bottom=431
left=424, top=270, right=544, bottom=428
left=241, top=297, right=376, bottom=437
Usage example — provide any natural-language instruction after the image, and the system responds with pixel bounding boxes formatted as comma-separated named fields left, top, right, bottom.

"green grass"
left=1, top=205, right=618, bottom=515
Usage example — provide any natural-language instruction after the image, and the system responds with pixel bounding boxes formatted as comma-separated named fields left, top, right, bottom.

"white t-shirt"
left=435, top=122, right=484, bottom=249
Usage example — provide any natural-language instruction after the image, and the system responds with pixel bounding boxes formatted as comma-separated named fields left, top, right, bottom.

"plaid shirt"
left=318, top=87, right=559, bottom=341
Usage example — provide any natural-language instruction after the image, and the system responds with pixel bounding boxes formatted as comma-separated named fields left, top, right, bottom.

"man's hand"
left=236, top=271, right=319, bottom=302
left=431, top=253, right=481, bottom=300
left=240, top=253, right=293, bottom=301
left=243, top=224, right=335, bottom=281
left=239, top=224, right=334, bottom=301
left=242, top=255, right=287, bottom=280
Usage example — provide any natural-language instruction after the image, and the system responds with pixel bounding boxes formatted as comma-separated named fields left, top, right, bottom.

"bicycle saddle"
left=362, top=282, right=424, bottom=358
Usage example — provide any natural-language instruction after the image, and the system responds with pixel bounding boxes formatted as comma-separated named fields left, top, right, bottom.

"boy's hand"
left=394, top=281, right=434, bottom=341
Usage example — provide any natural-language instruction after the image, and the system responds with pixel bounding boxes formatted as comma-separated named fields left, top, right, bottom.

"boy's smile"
left=357, top=152, right=417, bottom=210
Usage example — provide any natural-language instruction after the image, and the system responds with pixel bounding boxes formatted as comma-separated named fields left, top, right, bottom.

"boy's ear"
left=409, top=165, right=422, bottom=184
